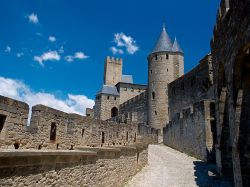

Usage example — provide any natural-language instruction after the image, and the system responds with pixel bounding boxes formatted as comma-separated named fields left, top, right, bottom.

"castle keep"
left=0, top=0, right=249, bottom=186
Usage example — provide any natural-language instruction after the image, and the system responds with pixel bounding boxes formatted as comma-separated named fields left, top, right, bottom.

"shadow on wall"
left=193, top=161, right=233, bottom=187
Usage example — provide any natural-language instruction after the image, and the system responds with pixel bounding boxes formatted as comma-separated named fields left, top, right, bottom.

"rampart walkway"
left=125, top=144, right=231, bottom=187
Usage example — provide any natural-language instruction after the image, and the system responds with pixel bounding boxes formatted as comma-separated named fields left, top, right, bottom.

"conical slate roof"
left=172, top=37, right=183, bottom=53
left=152, top=25, right=173, bottom=53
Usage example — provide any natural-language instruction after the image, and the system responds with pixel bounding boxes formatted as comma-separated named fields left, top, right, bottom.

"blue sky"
left=0, top=0, right=220, bottom=115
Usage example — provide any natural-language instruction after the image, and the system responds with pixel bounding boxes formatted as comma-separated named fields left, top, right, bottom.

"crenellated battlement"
left=106, top=56, right=123, bottom=65
left=0, top=94, right=157, bottom=151
left=164, top=99, right=215, bottom=161
left=211, top=0, right=230, bottom=43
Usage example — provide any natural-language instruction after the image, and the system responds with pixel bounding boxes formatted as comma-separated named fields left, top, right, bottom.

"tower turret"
left=147, top=24, right=184, bottom=141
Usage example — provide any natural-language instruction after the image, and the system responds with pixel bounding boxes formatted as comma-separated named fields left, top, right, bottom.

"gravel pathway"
left=125, top=144, right=231, bottom=187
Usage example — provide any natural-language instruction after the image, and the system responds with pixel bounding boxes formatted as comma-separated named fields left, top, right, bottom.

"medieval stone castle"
left=0, top=0, right=249, bottom=186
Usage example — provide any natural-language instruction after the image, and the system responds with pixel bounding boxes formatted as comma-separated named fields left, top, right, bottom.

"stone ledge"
left=0, top=150, right=98, bottom=168
left=0, top=149, right=97, bottom=157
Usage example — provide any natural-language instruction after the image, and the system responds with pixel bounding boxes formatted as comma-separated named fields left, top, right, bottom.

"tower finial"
left=162, top=17, right=166, bottom=30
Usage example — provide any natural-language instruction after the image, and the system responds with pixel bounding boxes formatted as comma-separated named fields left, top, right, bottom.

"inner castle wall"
left=163, top=55, right=216, bottom=161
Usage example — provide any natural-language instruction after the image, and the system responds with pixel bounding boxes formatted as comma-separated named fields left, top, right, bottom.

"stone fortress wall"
left=210, top=0, right=250, bottom=186
left=163, top=55, right=215, bottom=161
left=0, top=95, right=157, bottom=186
left=116, top=83, right=147, bottom=105
left=119, top=91, right=148, bottom=124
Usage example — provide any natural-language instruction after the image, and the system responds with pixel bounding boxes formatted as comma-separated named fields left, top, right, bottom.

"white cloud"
left=74, top=52, right=88, bottom=59
left=17, top=52, right=24, bottom=58
left=110, top=46, right=124, bottom=55
left=0, top=77, right=95, bottom=121
left=64, top=51, right=89, bottom=62
left=113, top=32, right=139, bottom=54
left=49, top=36, right=56, bottom=42
left=34, top=50, right=61, bottom=66
left=27, top=13, right=39, bottom=24
left=4, top=46, right=11, bottom=53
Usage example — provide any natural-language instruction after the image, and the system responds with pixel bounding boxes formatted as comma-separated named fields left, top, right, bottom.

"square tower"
left=104, top=56, right=123, bottom=86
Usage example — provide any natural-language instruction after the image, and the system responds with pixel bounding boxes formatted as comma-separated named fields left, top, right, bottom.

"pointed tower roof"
left=172, top=37, right=183, bottom=53
left=151, top=24, right=173, bottom=53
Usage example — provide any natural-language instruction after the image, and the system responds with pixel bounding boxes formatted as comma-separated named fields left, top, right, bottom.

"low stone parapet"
left=0, top=145, right=149, bottom=187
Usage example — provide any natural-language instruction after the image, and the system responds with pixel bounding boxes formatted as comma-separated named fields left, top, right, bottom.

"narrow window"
left=101, top=132, right=105, bottom=144
left=155, top=111, right=157, bottom=115
left=38, top=145, right=42, bottom=150
left=152, top=92, right=155, bottom=100
left=107, top=96, right=110, bottom=100
left=166, top=54, right=169, bottom=59
left=14, top=143, right=19, bottom=149
left=134, top=133, right=137, bottom=142
left=82, top=129, right=85, bottom=137
left=126, top=132, right=129, bottom=142
left=50, top=122, right=56, bottom=141
left=114, top=97, right=116, bottom=100
left=150, top=70, right=152, bottom=74
left=0, top=114, right=7, bottom=134
left=155, top=55, right=158, bottom=60
left=167, top=69, right=168, bottom=72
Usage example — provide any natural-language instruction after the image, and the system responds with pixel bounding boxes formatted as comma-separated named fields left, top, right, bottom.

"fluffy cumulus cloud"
left=113, top=32, right=139, bottom=54
left=48, top=36, right=56, bottom=42
left=110, top=47, right=124, bottom=55
left=4, top=46, right=11, bottom=53
left=27, top=13, right=39, bottom=24
left=0, top=77, right=95, bottom=121
left=64, top=52, right=89, bottom=62
left=34, top=50, right=61, bottom=66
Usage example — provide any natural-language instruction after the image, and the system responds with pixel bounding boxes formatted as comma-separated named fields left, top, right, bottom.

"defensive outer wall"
left=0, top=95, right=157, bottom=186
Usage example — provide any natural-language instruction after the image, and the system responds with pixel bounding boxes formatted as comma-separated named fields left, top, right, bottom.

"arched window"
left=111, top=107, right=118, bottom=117
left=152, top=92, right=155, bottom=100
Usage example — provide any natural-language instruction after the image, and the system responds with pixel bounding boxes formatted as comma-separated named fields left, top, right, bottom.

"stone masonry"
left=0, top=94, right=157, bottom=186
left=211, top=0, right=250, bottom=186
left=163, top=55, right=215, bottom=161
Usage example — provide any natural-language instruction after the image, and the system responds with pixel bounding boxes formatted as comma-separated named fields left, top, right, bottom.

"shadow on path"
left=193, top=161, right=233, bottom=187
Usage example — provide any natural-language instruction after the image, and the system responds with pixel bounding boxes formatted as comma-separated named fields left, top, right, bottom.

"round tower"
left=147, top=25, right=184, bottom=140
